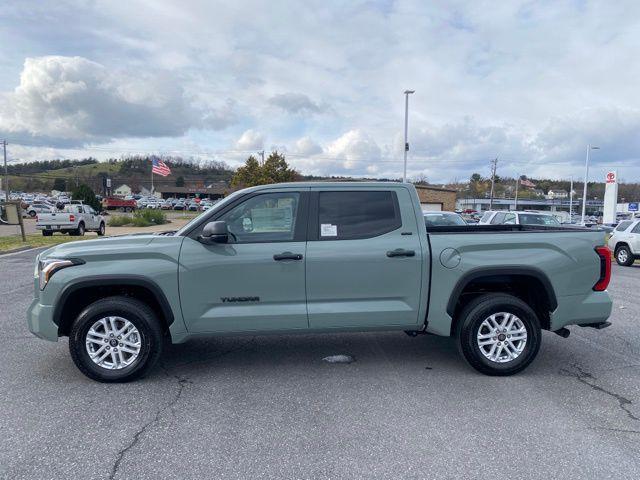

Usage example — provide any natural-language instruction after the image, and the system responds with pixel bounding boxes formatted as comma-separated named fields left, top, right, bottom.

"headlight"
left=38, top=258, right=84, bottom=290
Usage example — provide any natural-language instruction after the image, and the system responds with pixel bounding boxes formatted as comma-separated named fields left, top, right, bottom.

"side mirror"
left=198, top=221, right=229, bottom=244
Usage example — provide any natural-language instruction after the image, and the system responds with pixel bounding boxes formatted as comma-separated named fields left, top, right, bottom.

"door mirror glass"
left=199, top=221, right=229, bottom=244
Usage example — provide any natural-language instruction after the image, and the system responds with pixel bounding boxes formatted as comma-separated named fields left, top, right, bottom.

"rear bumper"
left=26, top=299, right=58, bottom=342
left=550, top=291, right=613, bottom=331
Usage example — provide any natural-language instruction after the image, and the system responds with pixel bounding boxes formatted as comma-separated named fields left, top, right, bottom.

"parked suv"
left=607, top=219, right=640, bottom=266
left=28, top=182, right=612, bottom=382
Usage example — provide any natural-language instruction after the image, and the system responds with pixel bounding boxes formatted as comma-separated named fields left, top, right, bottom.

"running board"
left=578, top=322, right=612, bottom=330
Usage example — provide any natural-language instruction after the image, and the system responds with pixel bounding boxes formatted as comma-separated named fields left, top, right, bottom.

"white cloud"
left=235, top=129, right=264, bottom=151
left=0, top=56, right=235, bottom=147
left=324, top=129, right=382, bottom=171
left=293, top=136, right=322, bottom=156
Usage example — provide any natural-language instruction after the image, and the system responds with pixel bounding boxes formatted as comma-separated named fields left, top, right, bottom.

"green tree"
left=52, top=178, right=67, bottom=192
left=72, top=184, right=101, bottom=211
left=175, top=176, right=185, bottom=187
left=231, top=152, right=298, bottom=188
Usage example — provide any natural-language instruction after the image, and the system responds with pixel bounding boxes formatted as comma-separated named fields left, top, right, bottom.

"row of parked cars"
left=134, top=196, right=218, bottom=211
left=422, top=210, right=563, bottom=228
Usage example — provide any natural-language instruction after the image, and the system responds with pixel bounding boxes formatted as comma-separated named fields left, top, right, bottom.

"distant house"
left=532, top=189, right=545, bottom=197
left=546, top=189, right=568, bottom=200
left=114, top=184, right=132, bottom=196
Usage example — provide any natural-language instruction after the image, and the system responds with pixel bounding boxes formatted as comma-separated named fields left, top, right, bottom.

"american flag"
left=151, top=157, right=171, bottom=176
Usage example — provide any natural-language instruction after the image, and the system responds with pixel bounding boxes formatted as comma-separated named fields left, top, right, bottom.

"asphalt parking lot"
left=1, top=249, right=639, bottom=480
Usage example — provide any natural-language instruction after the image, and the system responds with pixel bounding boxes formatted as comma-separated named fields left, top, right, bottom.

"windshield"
left=423, top=212, right=466, bottom=227
left=518, top=213, right=560, bottom=226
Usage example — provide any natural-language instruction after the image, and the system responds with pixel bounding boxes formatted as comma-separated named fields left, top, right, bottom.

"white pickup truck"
left=36, top=204, right=106, bottom=236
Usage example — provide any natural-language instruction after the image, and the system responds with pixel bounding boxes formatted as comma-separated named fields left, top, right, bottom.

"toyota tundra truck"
left=27, top=182, right=613, bottom=382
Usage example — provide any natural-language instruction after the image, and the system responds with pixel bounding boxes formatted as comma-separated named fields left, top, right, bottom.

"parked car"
left=423, top=211, right=466, bottom=227
left=187, top=202, right=199, bottom=211
left=607, top=219, right=640, bottom=266
left=27, top=182, right=612, bottom=382
left=26, top=201, right=55, bottom=217
left=160, top=200, right=174, bottom=210
left=479, top=211, right=561, bottom=226
left=173, top=201, right=186, bottom=211
left=36, top=204, right=105, bottom=236
left=146, top=200, right=162, bottom=209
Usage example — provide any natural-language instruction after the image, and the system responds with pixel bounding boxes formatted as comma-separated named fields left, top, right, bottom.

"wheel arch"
left=54, top=275, right=175, bottom=337
left=447, top=267, right=557, bottom=335
left=614, top=241, right=629, bottom=252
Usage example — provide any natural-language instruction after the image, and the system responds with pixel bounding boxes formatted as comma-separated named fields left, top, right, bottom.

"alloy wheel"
left=85, top=316, right=141, bottom=369
left=476, top=312, right=527, bottom=363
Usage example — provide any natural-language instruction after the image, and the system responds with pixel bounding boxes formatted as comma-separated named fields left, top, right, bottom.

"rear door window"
left=317, top=191, right=401, bottom=240
left=490, top=212, right=506, bottom=224
left=616, top=221, right=633, bottom=232
left=480, top=212, right=493, bottom=223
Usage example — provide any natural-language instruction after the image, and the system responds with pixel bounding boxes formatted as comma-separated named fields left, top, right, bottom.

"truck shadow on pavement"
left=155, top=332, right=470, bottom=379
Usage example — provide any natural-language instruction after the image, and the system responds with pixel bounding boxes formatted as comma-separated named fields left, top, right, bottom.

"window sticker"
left=320, top=223, right=338, bottom=237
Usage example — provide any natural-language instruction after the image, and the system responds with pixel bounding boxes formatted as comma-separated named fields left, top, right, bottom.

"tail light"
left=593, top=246, right=611, bottom=291
left=69, top=214, right=75, bottom=222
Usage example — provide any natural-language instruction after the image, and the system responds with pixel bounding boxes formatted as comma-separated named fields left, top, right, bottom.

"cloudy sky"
left=1, top=0, right=639, bottom=182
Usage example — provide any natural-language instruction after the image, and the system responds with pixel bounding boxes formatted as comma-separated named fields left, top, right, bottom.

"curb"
left=0, top=246, right=35, bottom=256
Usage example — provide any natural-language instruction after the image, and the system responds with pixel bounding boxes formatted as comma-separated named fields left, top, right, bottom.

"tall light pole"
left=581, top=145, right=600, bottom=225
left=569, top=176, right=573, bottom=221
left=402, top=90, right=415, bottom=183
left=2, top=140, right=7, bottom=202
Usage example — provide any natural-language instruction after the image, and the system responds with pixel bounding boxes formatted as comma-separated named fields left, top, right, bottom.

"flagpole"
left=151, top=160, right=154, bottom=195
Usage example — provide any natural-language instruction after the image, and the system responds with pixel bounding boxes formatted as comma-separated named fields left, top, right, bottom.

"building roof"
left=413, top=184, right=457, bottom=193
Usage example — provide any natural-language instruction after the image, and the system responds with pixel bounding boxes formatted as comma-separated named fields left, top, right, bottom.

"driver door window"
left=219, top=192, right=300, bottom=243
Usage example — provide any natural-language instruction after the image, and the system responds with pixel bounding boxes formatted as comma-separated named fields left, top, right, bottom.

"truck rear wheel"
left=72, top=222, right=85, bottom=236
left=68, top=296, right=164, bottom=382
left=456, top=294, right=541, bottom=376
left=42, top=230, right=53, bottom=236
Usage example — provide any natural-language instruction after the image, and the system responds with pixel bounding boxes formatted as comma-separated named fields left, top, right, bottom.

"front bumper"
left=26, top=299, right=58, bottom=342
left=550, top=290, right=613, bottom=331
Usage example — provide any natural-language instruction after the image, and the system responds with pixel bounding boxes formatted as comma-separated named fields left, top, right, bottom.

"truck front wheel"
left=456, top=294, right=541, bottom=376
left=615, top=245, right=634, bottom=266
left=68, top=296, right=164, bottom=382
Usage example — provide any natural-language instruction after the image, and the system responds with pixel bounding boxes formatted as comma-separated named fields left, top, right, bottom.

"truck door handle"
left=386, top=249, right=415, bottom=258
left=273, top=252, right=303, bottom=261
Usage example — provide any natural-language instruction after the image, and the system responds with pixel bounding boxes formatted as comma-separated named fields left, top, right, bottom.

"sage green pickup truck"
left=27, top=182, right=613, bottom=382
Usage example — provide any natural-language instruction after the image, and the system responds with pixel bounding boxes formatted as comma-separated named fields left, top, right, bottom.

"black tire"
left=74, top=222, right=85, bottom=236
left=615, top=245, right=634, bottom=266
left=456, top=293, right=541, bottom=376
left=42, top=230, right=53, bottom=236
left=97, top=222, right=106, bottom=236
left=29, top=210, right=36, bottom=217
left=68, top=296, right=164, bottom=382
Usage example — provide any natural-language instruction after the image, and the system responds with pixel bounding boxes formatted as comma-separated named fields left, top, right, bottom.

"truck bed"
left=426, top=224, right=599, bottom=233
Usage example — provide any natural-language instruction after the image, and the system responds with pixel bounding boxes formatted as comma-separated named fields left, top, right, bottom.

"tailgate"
left=36, top=213, right=74, bottom=229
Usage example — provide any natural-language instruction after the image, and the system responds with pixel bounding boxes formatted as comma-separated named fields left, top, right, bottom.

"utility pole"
left=402, top=90, right=415, bottom=183
left=514, top=174, right=519, bottom=211
left=489, top=157, right=498, bottom=210
left=259, top=150, right=265, bottom=165
left=2, top=140, right=7, bottom=201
